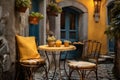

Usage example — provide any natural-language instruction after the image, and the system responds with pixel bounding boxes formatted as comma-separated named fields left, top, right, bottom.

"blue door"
left=108, top=39, right=115, bottom=52
left=107, top=2, right=115, bottom=54
left=29, top=0, right=40, bottom=44
left=61, top=7, right=80, bottom=59
left=61, top=7, right=79, bottom=42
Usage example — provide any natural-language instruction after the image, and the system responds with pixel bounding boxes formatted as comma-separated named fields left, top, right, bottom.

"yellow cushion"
left=16, top=35, right=40, bottom=60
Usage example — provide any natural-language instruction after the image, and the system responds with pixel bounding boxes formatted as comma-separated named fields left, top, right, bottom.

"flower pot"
left=47, top=11, right=58, bottom=16
left=48, top=40, right=55, bottom=47
left=29, top=16, right=39, bottom=25
left=46, top=3, right=62, bottom=16
left=17, top=7, right=28, bottom=13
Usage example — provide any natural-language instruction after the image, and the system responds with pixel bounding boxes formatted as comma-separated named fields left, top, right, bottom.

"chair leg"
left=69, top=69, right=74, bottom=80
left=45, top=65, right=48, bottom=80
left=42, top=65, right=48, bottom=80
left=95, top=69, right=98, bottom=80
left=80, top=70, right=86, bottom=80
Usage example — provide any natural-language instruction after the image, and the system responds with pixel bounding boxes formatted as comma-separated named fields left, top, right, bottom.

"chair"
left=68, top=40, right=102, bottom=80
left=15, top=35, right=48, bottom=80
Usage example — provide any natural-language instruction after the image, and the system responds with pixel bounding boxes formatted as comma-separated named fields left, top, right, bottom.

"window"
left=61, top=12, right=65, bottom=29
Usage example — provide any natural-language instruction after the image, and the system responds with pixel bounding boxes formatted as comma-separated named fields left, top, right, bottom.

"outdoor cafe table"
left=38, top=45, right=76, bottom=79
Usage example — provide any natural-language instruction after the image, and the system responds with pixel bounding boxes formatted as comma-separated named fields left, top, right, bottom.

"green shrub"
left=47, top=3, right=62, bottom=13
left=15, top=0, right=31, bottom=8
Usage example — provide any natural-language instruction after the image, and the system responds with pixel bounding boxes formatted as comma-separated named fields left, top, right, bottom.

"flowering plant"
left=47, top=3, right=62, bottom=16
left=15, top=0, right=31, bottom=8
left=47, top=31, right=56, bottom=41
left=29, top=12, right=44, bottom=19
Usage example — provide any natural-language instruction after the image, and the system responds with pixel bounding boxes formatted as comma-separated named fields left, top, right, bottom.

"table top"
left=38, top=45, right=76, bottom=52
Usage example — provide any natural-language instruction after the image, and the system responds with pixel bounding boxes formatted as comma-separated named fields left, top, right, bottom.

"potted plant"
left=15, top=0, right=31, bottom=12
left=104, top=0, right=120, bottom=79
left=29, top=12, right=44, bottom=25
left=47, top=36, right=56, bottom=47
left=47, top=3, right=62, bottom=16
left=47, top=31, right=56, bottom=47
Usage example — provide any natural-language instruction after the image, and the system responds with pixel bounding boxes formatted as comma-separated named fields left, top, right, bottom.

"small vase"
left=48, top=40, right=55, bottom=47
left=55, top=40, right=62, bottom=47
left=64, top=41, right=69, bottom=47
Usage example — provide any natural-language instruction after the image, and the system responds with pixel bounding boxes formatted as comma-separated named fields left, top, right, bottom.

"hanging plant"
left=47, top=3, right=62, bottom=16
left=15, top=0, right=31, bottom=13
left=29, top=12, right=44, bottom=25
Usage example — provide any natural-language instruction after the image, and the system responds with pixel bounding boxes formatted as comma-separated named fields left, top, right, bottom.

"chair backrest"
left=15, top=35, right=41, bottom=61
left=82, top=40, right=102, bottom=62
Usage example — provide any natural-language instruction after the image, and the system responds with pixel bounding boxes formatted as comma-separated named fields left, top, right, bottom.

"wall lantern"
left=93, top=0, right=101, bottom=23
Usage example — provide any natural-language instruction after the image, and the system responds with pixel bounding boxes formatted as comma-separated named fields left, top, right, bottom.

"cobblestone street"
left=34, top=60, right=116, bottom=80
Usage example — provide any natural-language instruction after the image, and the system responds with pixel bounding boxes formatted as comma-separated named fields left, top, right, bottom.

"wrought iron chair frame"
left=15, top=38, right=48, bottom=80
left=68, top=40, right=102, bottom=80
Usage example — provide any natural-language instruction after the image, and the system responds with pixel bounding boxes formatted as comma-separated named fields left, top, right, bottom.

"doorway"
left=29, top=0, right=40, bottom=44
left=61, top=7, right=81, bottom=42
left=107, top=1, right=115, bottom=53
left=60, top=7, right=82, bottom=59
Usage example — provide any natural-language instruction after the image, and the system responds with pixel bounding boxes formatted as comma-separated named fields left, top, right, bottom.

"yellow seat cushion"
left=16, top=35, right=40, bottom=60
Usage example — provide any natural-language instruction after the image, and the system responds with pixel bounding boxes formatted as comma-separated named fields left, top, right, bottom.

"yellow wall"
left=57, top=0, right=108, bottom=54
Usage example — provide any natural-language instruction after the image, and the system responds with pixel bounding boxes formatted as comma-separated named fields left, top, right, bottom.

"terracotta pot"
left=47, top=11, right=58, bottom=16
left=29, top=16, right=39, bottom=25
left=17, top=7, right=28, bottom=13
left=48, top=40, right=55, bottom=47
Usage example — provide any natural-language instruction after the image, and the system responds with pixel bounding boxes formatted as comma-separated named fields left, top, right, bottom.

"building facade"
left=0, top=0, right=116, bottom=79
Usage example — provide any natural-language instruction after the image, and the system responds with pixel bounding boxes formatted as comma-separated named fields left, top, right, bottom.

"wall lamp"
left=93, top=0, right=101, bottom=23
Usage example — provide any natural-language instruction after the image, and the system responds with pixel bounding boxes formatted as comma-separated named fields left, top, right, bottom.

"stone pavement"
left=34, top=60, right=116, bottom=80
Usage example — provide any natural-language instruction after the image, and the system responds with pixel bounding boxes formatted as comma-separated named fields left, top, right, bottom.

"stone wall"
left=0, top=0, right=15, bottom=62
left=0, top=0, right=16, bottom=80
left=0, top=0, right=30, bottom=79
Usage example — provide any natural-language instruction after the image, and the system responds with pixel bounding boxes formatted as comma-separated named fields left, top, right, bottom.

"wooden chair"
left=68, top=40, right=102, bottom=80
left=15, top=35, right=48, bottom=80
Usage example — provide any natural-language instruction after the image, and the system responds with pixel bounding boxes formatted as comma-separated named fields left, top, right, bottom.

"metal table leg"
left=45, top=51, right=63, bottom=80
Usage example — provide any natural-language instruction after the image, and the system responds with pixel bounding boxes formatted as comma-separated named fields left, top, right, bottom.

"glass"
left=69, top=32, right=76, bottom=39
left=64, top=40, right=70, bottom=47
left=61, top=31, right=66, bottom=38
left=61, top=12, right=65, bottom=29
left=70, top=13, right=75, bottom=30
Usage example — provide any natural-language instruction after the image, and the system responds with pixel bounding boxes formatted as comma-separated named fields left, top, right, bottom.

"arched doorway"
left=58, top=1, right=88, bottom=59
left=59, top=0, right=88, bottom=41
left=60, top=7, right=82, bottom=42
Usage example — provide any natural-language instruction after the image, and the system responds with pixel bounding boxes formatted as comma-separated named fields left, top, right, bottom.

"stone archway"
left=55, top=0, right=88, bottom=40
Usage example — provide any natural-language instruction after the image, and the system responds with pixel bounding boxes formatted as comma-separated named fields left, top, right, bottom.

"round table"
left=39, top=45, right=76, bottom=52
left=38, top=45, right=76, bottom=79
